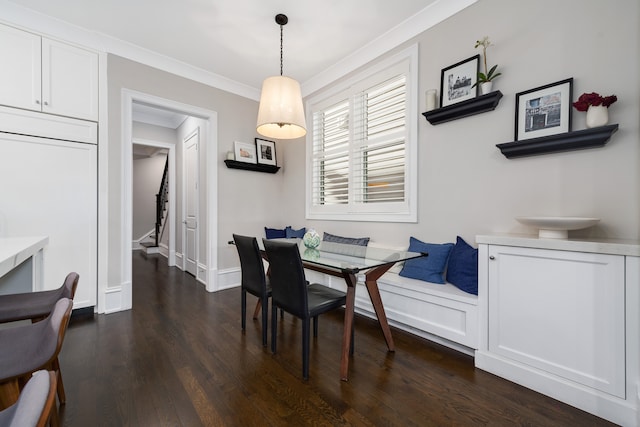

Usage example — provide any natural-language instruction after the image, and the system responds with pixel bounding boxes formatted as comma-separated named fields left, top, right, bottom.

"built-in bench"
left=304, top=269, right=478, bottom=355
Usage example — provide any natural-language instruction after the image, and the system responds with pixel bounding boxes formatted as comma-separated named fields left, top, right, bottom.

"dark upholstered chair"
left=0, top=298, right=73, bottom=415
left=263, top=239, right=347, bottom=380
left=0, top=371, right=57, bottom=427
left=0, top=272, right=79, bottom=324
left=233, top=234, right=271, bottom=346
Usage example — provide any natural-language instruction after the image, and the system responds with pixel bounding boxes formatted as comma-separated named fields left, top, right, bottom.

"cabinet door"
left=0, top=132, right=97, bottom=309
left=42, top=39, right=99, bottom=121
left=0, top=24, right=41, bottom=111
left=488, top=245, right=625, bottom=397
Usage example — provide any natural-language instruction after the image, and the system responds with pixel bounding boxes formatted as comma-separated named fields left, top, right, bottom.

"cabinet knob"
left=35, top=100, right=40, bottom=104
left=489, top=255, right=496, bottom=260
left=43, top=101, right=49, bottom=106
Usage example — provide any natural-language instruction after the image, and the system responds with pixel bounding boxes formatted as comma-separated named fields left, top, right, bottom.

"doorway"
left=118, top=89, right=219, bottom=313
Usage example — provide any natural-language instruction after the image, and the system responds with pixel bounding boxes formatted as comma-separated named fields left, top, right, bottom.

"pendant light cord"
left=280, top=23, right=284, bottom=76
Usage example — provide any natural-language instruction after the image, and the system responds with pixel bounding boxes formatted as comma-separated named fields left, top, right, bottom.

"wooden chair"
left=0, top=371, right=57, bottom=427
left=233, top=234, right=271, bottom=346
left=263, top=239, right=347, bottom=380
left=0, top=272, right=79, bottom=324
left=0, top=298, right=73, bottom=420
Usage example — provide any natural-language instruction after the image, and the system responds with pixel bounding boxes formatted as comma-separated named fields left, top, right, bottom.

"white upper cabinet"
left=0, top=23, right=98, bottom=121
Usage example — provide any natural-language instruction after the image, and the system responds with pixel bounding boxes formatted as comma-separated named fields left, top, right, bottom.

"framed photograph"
left=255, top=138, right=277, bottom=166
left=440, top=55, right=479, bottom=107
left=234, top=141, right=257, bottom=164
left=515, top=78, right=573, bottom=141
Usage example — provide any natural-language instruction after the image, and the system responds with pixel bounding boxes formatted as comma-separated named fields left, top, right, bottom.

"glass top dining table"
left=259, top=238, right=427, bottom=380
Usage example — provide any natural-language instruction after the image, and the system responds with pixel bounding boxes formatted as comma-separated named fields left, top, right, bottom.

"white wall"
left=278, top=0, right=640, bottom=249
left=132, top=154, right=166, bottom=240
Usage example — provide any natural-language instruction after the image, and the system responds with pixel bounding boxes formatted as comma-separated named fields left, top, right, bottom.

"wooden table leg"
left=252, top=299, right=261, bottom=319
left=364, top=278, right=395, bottom=352
left=340, top=272, right=357, bottom=381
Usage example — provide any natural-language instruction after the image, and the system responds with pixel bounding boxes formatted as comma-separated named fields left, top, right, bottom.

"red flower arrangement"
left=572, top=92, right=618, bottom=112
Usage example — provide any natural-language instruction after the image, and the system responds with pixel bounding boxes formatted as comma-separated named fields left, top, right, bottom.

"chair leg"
left=241, top=290, right=247, bottom=331
left=261, top=296, right=268, bottom=347
left=313, top=316, right=318, bottom=337
left=52, top=358, right=66, bottom=404
left=302, top=318, right=310, bottom=380
left=271, top=303, right=278, bottom=353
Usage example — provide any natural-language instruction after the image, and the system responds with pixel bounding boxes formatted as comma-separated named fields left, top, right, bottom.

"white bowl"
left=516, top=216, right=600, bottom=239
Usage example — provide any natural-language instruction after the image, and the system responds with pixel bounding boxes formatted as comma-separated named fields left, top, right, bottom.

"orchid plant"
left=472, top=36, right=501, bottom=88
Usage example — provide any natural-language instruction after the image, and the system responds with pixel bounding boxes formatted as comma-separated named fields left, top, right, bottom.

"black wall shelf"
left=422, top=91, right=503, bottom=125
left=224, top=159, right=280, bottom=174
left=496, top=124, right=619, bottom=159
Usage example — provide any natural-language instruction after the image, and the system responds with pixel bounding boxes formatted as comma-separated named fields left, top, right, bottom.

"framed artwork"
left=255, top=138, right=276, bottom=166
left=515, top=78, right=573, bottom=141
left=440, top=55, right=479, bottom=107
left=234, top=141, right=257, bottom=164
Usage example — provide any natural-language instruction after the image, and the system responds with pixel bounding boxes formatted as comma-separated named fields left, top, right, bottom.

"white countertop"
left=0, top=236, right=49, bottom=278
left=476, top=234, right=640, bottom=257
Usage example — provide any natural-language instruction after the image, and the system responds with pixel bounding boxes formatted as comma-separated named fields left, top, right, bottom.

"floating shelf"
left=422, top=91, right=503, bottom=125
left=224, top=159, right=280, bottom=174
left=496, top=124, right=619, bottom=159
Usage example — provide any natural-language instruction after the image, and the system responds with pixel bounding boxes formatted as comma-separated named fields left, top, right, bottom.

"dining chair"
left=233, top=234, right=271, bottom=346
left=263, top=239, right=347, bottom=380
left=0, top=272, right=79, bottom=324
left=0, top=371, right=57, bottom=427
left=0, top=298, right=73, bottom=415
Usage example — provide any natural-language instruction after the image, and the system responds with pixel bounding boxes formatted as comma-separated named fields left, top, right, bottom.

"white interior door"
left=183, top=130, right=199, bottom=276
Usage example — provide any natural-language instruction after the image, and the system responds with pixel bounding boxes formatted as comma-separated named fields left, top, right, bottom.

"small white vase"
left=585, top=105, right=609, bottom=128
left=479, top=81, right=493, bottom=95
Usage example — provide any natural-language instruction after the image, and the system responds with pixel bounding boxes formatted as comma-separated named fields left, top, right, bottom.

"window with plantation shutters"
left=306, top=45, right=418, bottom=222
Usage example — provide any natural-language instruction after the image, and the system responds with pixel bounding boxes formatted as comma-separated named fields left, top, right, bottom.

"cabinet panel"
left=0, top=132, right=97, bottom=309
left=42, top=39, right=99, bottom=121
left=0, top=23, right=98, bottom=121
left=488, top=245, right=625, bottom=397
left=0, top=24, right=41, bottom=111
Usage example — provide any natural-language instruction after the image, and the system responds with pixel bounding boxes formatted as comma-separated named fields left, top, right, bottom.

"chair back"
left=35, top=298, right=73, bottom=369
left=0, top=370, right=56, bottom=427
left=61, top=272, right=80, bottom=300
left=262, top=239, right=308, bottom=318
left=233, top=234, right=268, bottom=297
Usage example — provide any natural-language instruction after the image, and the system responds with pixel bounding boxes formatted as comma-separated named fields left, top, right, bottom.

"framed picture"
left=440, top=55, right=479, bottom=107
left=255, top=138, right=277, bottom=166
left=234, top=141, right=257, bottom=164
left=515, top=78, right=573, bottom=141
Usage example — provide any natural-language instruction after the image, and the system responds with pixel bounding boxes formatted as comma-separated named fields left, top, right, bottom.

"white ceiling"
left=3, top=0, right=474, bottom=97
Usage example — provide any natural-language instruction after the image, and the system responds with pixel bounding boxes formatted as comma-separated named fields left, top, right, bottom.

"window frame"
left=305, top=44, right=418, bottom=223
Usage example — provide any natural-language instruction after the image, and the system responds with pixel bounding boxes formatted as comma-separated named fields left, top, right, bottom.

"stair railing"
left=155, top=158, right=169, bottom=247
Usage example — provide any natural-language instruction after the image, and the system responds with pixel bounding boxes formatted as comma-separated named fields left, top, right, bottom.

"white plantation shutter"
left=306, top=45, right=417, bottom=222
left=352, top=75, right=406, bottom=204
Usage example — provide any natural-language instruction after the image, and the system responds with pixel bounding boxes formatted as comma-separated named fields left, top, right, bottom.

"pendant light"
left=256, top=14, right=307, bottom=139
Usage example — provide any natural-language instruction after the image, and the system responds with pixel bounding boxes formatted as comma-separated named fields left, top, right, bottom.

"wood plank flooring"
left=57, top=252, right=616, bottom=426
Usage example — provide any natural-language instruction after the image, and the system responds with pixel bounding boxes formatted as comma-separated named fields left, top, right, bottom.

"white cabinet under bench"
left=304, top=270, right=479, bottom=354
left=476, top=234, right=640, bottom=427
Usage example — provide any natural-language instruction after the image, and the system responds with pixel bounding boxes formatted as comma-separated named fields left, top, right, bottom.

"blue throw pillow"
left=285, top=226, right=306, bottom=238
left=322, top=232, right=370, bottom=246
left=399, top=237, right=453, bottom=284
left=264, top=227, right=286, bottom=239
left=446, top=236, right=478, bottom=295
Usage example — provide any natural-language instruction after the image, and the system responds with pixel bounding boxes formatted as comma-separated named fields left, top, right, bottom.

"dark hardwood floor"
left=57, top=252, right=615, bottom=426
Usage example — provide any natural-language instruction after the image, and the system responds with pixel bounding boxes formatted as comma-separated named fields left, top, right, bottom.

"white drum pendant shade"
left=257, top=75, right=307, bottom=139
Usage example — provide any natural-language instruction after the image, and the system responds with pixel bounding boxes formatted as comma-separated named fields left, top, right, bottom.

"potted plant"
left=472, top=36, right=501, bottom=95
left=572, top=92, right=617, bottom=128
